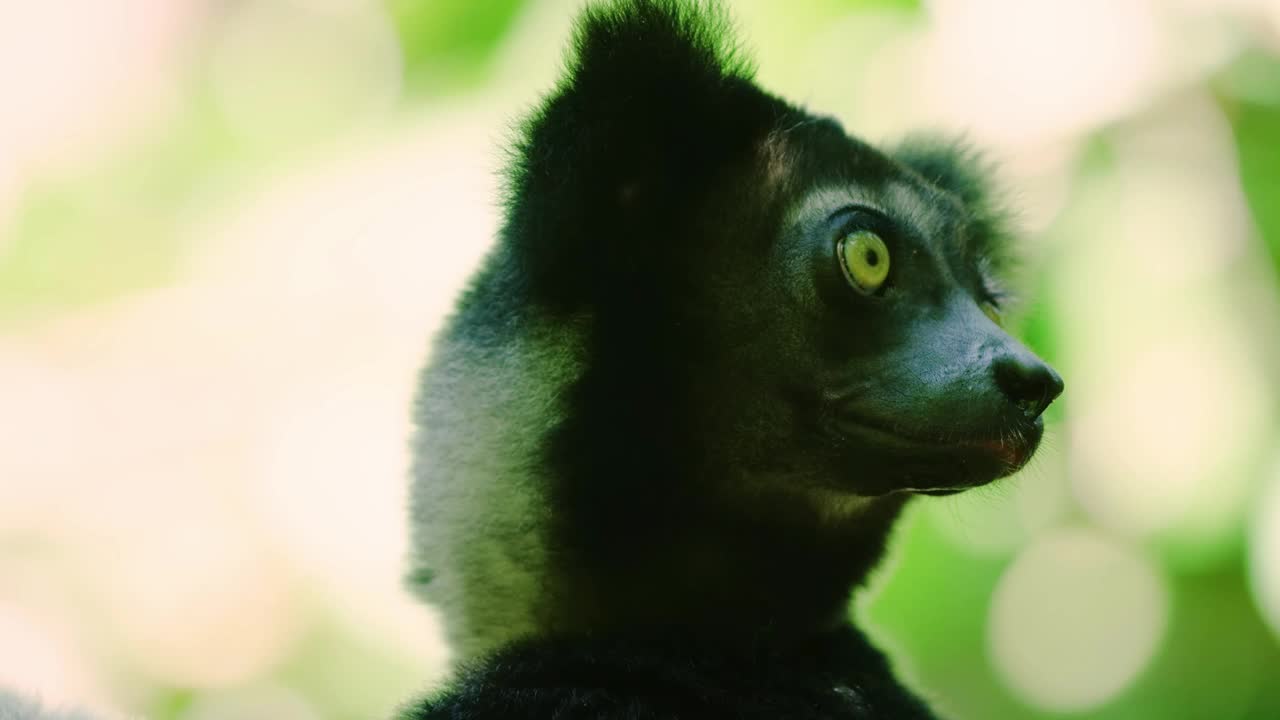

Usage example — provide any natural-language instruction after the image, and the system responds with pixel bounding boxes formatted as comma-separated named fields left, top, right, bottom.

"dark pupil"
left=864, top=248, right=879, bottom=267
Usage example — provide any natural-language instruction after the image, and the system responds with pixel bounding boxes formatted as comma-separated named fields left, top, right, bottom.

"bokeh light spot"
left=922, top=0, right=1163, bottom=147
left=1072, top=331, right=1267, bottom=543
left=988, top=527, right=1168, bottom=712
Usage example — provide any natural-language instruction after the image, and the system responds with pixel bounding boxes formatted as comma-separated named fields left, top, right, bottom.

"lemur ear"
left=569, top=0, right=751, bottom=99
left=505, top=0, right=781, bottom=307
left=893, top=136, right=1017, bottom=271
left=524, top=0, right=769, bottom=191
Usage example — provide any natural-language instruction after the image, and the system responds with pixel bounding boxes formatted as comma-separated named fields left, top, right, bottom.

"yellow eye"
left=838, top=230, right=890, bottom=295
left=981, top=301, right=1003, bottom=327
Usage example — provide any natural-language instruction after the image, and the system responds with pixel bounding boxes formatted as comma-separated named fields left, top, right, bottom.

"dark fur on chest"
left=402, top=626, right=937, bottom=719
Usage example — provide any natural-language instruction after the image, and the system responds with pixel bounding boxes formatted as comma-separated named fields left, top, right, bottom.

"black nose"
left=994, top=352, right=1064, bottom=419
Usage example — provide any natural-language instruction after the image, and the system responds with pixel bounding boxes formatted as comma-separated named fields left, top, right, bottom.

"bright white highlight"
left=922, top=0, right=1163, bottom=147
left=1058, top=104, right=1270, bottom=550
left=1072, top=333, right=1267, bottom=541
left=989, top=528, right=1167, bottom=712
left=0, top=0, right=192, bottom=174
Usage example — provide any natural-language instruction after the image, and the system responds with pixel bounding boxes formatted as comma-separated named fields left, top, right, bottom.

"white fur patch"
left=407, top=312, right=589, bottom=663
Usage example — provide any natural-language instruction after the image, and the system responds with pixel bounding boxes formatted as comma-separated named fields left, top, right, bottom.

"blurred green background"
left=1, top=1, right=1279, bottom=718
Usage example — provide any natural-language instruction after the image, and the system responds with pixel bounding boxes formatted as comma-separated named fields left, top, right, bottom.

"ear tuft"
left=501, top=0, right=779, bottom=309
left=894, top=136, right=1018, bottom=271
left=568, top=0, right=753, bottom=92
left=893, top=136, right=995, bottom=210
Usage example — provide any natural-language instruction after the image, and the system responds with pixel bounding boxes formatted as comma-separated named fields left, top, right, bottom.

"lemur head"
left=503, top=0, right=1062, bottom=509
left=684, top=132, right=1065, bottom=502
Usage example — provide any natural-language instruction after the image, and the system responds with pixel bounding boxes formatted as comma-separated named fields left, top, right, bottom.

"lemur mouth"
left=836, top=414, right=1042, bottom=477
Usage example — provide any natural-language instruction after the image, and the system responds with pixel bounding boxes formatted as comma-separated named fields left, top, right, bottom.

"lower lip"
left=838, top=418, right=1033, bottom=467
left=974, top=438, right=1029, bottom=467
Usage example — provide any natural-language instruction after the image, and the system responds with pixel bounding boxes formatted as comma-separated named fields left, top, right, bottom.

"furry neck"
left=542, top=484, right=909, bottom=644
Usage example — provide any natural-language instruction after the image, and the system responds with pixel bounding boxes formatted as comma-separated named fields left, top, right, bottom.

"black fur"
left=404, top=0, right=1062, bottom=717
left=402, top=627, right=935, bottom=719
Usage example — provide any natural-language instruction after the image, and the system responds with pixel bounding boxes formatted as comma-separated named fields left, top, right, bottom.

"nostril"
left=994, top=354, right=1064, bottom=420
